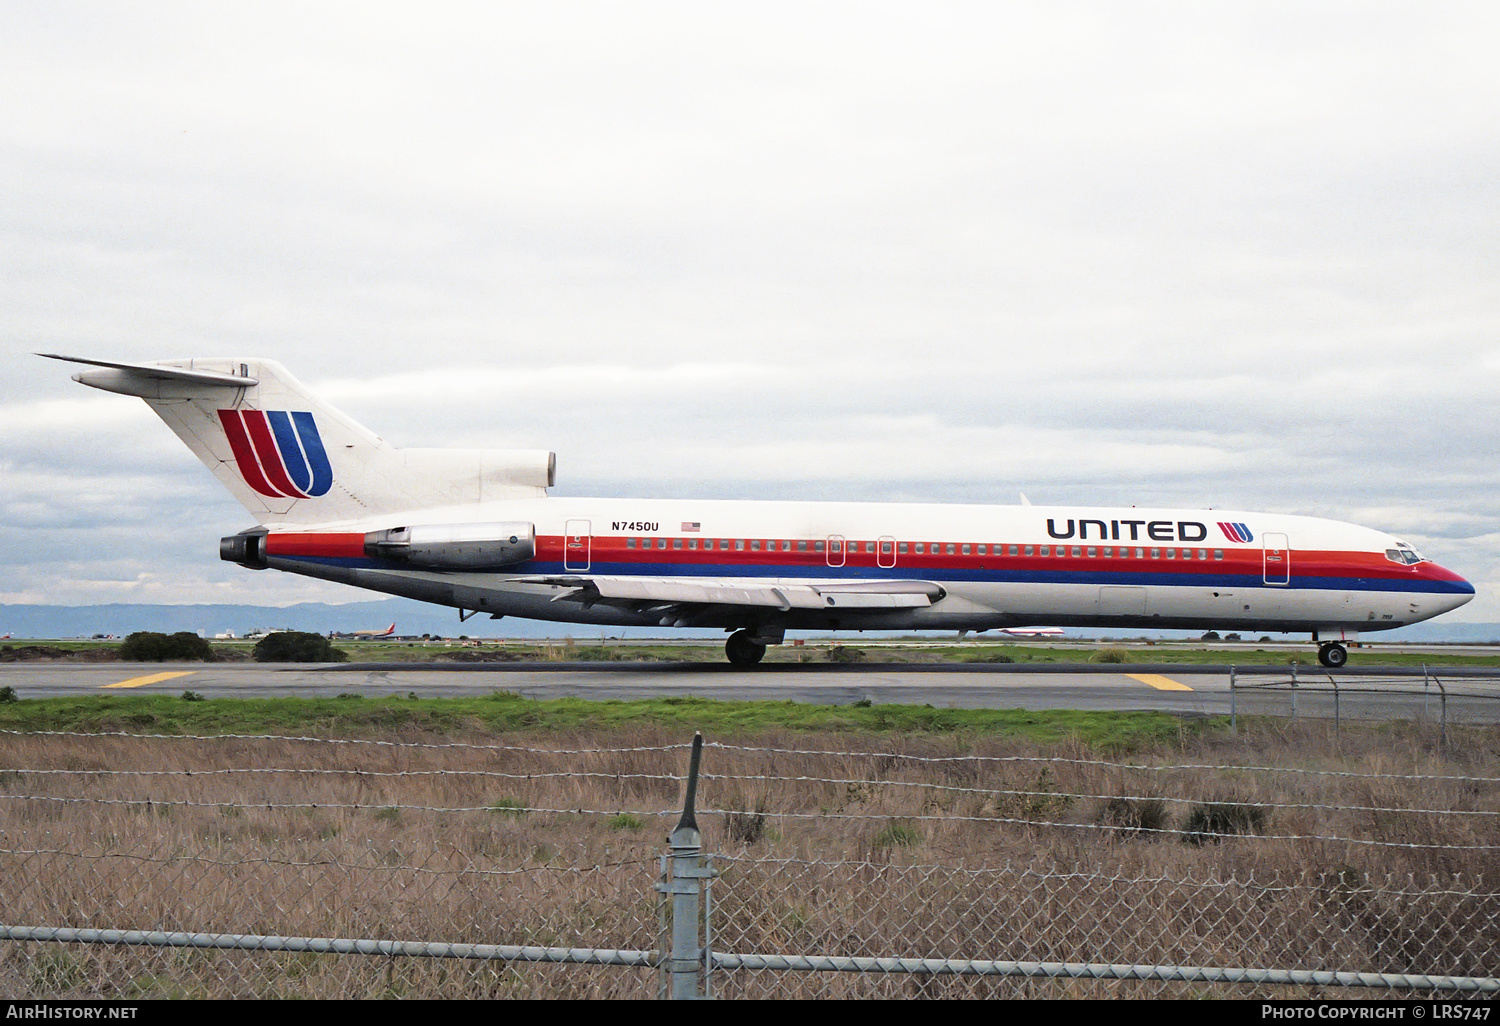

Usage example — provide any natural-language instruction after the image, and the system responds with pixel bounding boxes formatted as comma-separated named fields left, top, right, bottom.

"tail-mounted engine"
left=364, top=522, right=536, bottom=569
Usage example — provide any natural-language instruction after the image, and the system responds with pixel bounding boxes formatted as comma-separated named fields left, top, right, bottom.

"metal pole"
left=661, top=732, right=712, bottom=1000
left=1290, top=663, right=1298, bottom=723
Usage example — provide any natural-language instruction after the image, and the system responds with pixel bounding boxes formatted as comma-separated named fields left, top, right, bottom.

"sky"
left=3, top=2, right=1499, bottom=621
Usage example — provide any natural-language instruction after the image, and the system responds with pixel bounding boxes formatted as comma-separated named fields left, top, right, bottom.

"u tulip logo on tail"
left=218, top=409, right=333, bottom=498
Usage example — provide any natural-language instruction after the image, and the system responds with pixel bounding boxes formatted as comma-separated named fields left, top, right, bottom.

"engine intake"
left=365, top=522, right=536, bottom=569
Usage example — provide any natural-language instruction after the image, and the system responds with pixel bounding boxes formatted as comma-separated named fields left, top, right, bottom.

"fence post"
left=658, top=732, right=714, bottom=1000
left=1290, top=662, right=1298, bottom=723
left=1229, top=666, right=1236, bottom=734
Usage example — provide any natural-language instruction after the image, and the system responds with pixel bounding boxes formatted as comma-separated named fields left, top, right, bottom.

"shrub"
left=873, top=821, right=922, bottom=849
left=489, top=798, right=527, bottom=818
left=1183, top=802, right=1266, bottom=845
left=727, top=794, right=770, bottom=845
left=1093, top=647, right=1128, bottom=663
left=1099, top=796, right=1168, bottom=836
left=120, top=632, right=214, bottom=662
left=252, top=632, right=348, bottom=663
left=607, top=813, right=646, bottom=832
left=827, top=645, right=865, bottom=663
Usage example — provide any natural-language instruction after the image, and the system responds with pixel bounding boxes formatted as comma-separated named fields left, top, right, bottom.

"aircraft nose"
left=1424, top=561, right=1475, bottom=614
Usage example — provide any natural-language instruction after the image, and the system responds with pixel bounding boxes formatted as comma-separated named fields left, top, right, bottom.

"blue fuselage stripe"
left=271, top=556, right=1474, bottom=595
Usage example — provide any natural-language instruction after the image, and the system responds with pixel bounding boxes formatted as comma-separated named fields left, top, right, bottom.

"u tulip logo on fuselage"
left=218, top=409, right=333, bottom=499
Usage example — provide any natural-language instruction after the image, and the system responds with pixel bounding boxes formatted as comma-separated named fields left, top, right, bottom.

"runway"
left=4, top=661, right=1499, bottom=720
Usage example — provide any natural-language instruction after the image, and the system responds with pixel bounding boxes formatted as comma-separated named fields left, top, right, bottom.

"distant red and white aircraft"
left=337, top=623, right=396, bottom=639
left=47, top=355, right=1475, bottom=668
left=1000, top=627, right=1065, bottom=637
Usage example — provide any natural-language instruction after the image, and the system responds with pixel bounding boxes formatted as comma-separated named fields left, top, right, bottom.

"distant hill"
left=1, top=602, right=1496, bottom=645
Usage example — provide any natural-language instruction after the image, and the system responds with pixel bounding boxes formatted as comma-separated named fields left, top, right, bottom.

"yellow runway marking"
left=1125, top=673, right=1193, bottom=692
left=104, top=671, right=197, bottom=690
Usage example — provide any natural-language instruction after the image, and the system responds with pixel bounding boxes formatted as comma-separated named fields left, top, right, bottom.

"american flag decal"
left=681, top=522, right=700, bottom=533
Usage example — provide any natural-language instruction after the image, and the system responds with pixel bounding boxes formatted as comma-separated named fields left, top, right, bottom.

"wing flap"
left=516, top=576, right=943, bottom=612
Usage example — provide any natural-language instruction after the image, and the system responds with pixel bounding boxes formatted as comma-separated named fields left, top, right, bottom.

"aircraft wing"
left=513, top=576, right=945, bottom=613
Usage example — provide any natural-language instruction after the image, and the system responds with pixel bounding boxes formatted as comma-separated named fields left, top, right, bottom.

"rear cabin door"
left=565, top=520, right=591, bottom=572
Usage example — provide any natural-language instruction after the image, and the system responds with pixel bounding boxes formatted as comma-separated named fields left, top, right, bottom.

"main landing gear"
left=725, top=629, right=767, bottom=667
left=1317, top=642, right=1348, bottom=669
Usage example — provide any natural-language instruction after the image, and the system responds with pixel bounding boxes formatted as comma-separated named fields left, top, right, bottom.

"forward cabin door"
left=565, top=520, right=591, bottom=572
left=1263, top=532, right=1290, bottom=586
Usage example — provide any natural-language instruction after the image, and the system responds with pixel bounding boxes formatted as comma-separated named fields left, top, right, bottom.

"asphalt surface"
left=3, top=661, right=1499, bottom=720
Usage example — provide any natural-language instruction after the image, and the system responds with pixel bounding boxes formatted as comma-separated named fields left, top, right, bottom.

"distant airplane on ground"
left=334, top=623, right=396, bottom=639
left=46, top=355, right=1475, bottom=668
left=1000, top=627, right=1065, bottom=637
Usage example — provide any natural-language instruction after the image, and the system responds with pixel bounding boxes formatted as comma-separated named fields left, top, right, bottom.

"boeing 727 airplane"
left=46, top=355, right=1475, bottom=668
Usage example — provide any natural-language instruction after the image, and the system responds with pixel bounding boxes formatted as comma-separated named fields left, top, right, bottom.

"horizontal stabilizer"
left=39, top=354, right=258, bottom=389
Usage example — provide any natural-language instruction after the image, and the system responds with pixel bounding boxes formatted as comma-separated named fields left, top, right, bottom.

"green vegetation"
left=0, top=692, right=1207, bottom=750
left=252, top=632, right=348, bottom=663
left=119, top=632, right=214, bottom=662
left=873, top=821, right=923, bottom=849
left=1183, top=801, right=1267, bottom=845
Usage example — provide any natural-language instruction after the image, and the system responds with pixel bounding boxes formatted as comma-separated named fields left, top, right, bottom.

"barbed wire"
left=706, top=742, right=1500, bottom=784
left=0, top=729, right=690, bottom=756
left=0, top=793, right=680, bottom=817
left=698, top=806, right=1500, bottom=851
left=0, top=844, right=657, bottom=877
left=7, top=765, right=1490, bottom=820
left=709, top=854, right=1500, bottom=897
left=698, top=771, right=1500, bottom=818
left=5, top=767, right=681, bottom=783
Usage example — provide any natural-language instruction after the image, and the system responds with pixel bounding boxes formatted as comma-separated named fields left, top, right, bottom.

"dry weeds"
left=0, top=720, right=1494, bottom=999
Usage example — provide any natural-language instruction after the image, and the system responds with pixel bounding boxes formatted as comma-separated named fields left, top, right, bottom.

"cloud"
left=5, top=4, right=1499, bottom=621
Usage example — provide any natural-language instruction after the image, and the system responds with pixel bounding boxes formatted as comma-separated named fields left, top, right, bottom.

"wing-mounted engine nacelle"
left=365, top=522, right=536, bottom=569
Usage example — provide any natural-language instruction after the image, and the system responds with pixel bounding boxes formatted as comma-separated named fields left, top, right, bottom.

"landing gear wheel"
left=725, top=630, right=767, bottom=667
left=1318, top=642, right=1348, bottom=669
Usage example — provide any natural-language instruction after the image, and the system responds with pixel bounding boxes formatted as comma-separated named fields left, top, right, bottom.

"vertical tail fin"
left=45, top=355, right=554, bottom=525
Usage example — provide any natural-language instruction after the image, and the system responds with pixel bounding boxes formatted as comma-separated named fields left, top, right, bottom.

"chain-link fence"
left=0, top=716, right=1496, bottom=999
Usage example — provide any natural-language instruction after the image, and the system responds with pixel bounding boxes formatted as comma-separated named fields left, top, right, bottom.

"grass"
left=0, top=693, right=1207, bottom=751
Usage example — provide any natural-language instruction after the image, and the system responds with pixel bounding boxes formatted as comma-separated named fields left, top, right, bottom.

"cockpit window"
left=1385, top=545, right=1424, bottom=566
